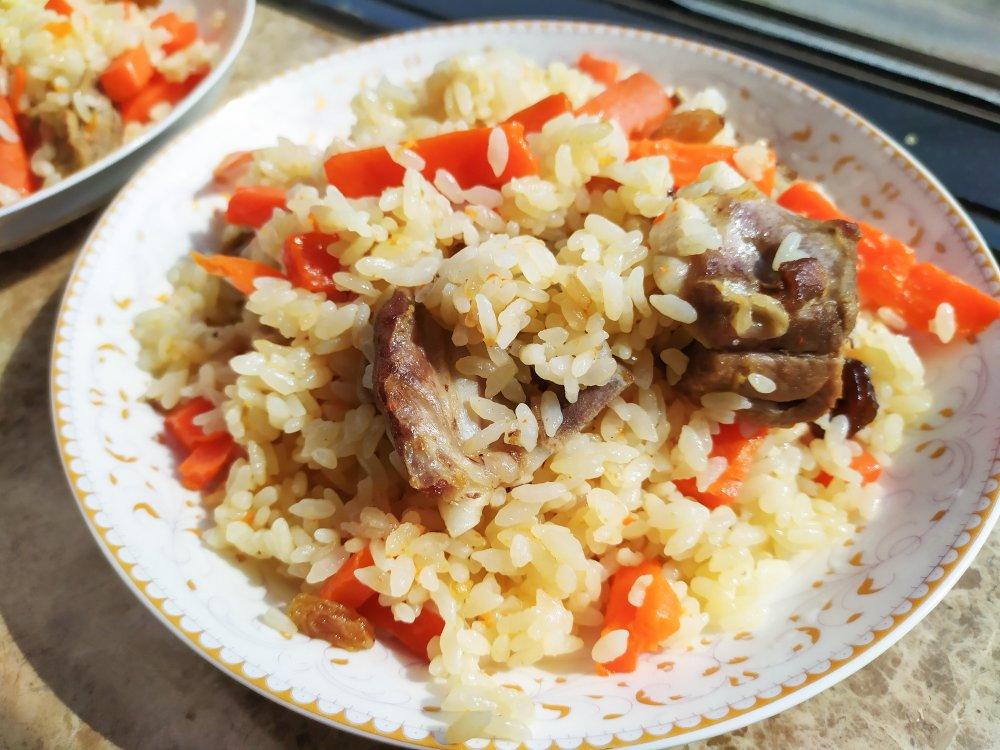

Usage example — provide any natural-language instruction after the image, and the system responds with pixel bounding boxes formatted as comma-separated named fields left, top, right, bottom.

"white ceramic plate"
left=51, top=20, right=1000, bottom=749
left=0, top=0, right=255, bottom=252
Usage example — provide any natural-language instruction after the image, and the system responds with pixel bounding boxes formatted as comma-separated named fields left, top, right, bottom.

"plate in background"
left=0, top=0, right=255, bottom=252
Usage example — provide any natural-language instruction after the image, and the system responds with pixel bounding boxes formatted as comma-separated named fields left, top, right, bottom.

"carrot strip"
left=191, top=252, right=284, bottom=295
left=319, top=547, right=376, bottom=609
left=0, top=98, right=32, bottom=197
left=100, top=46, right=153, bottom=103
left=224, top=185, right=288, bottom=228
left=504, top=93, right=572, bottom=134
left=178, top=433, right=235, bottom=490
left=629, top=138, right=776, bottom=193
left=674, top=423, right=766, bottom=509
left=323, top=122, right=538, bottom=198
left=9, top=67, right=27, bottom=115
left=152, top=12, right=199, bottom=55
left=817, top=450, right=882, bottom=487
left=282, top=231, right=350, bottom=301
left=212, top=150, right=253, bottom=187
left=577, top=72, right=672, bottom=138
left=778, top=182, right=1000, bottom=336
left=359, top=599, right=444, bottom=660
left=900, top=262, right=1000, bottom=337
left=45, top=0, right=74, bottom=14
left=597, top=561, right=681, bottom=674
left=577, top=52, right=619, bottom=85
left=118, top=71, right=204, bottom=123
left=164, top=397, right=220, bottom=451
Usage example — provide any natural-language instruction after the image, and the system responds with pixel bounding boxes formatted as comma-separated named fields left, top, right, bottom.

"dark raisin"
left=287, top=594, right=374, bottom=651
left=651, top=109, right=725, bottom=143
left=779, top=257, right=827, bottom=310
left=832, top=359, right=879, bottom=436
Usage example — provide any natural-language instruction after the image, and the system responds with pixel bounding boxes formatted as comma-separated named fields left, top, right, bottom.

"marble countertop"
left=0, top=5, right=996, bottom=749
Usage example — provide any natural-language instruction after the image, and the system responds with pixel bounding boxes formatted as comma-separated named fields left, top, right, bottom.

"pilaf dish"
left=0, top=0, right=217, bottom=207
left=133, top=49, right=1000, bottom=742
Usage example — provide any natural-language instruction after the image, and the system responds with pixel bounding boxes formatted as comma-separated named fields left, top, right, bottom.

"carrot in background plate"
left=100, top=46, right=153, bottom=103
left=223, top=185, right=288, bottom=228
left=118, top=71, right=204, bottom=123
left=324, top=122, right=538, bottom=198
left=504, top=93, right=571, bottom=134
left=577, top=72, right=672, bottom=138
left=152, top=11, right=199, bottom=55
left=577, top=52, right=619, bottom=85
left=191, top=252, right=284, bottom=295
left=0, top=98, right=32, bottom=197
left=319, top=547, right=376, bottom=608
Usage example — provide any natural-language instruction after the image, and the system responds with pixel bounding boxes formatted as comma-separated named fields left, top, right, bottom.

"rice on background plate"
left=0, top=0, right=217, bottom=207
left=129, top=48, right=998, bottom=743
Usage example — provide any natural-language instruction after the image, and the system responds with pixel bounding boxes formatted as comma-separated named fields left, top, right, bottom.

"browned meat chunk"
left=373, top=291, right=495, bottom=506
left=673, top=190, right=860, bottom=426
left=550, top=366, right=633, bottom=447
left=373, top=292, right=633, bottom=533
left=42, top=102, right=124, bottom=173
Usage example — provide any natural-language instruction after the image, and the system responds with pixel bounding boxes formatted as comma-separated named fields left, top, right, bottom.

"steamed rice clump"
left=134, top=50, right=930, bottom=742
left=0, top=0, right=216, bottom=205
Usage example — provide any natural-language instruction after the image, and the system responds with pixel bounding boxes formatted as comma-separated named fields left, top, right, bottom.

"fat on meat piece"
left=673, top=190, right=860, bottom=426
left=372, top=292, right=632, bottom=533
left=372, top=291, right=496, bottom=508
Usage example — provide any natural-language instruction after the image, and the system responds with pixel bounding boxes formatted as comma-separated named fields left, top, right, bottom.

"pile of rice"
left=0, top=0, right=217, bottom=205
left=134, top=50, right=931, bottom=742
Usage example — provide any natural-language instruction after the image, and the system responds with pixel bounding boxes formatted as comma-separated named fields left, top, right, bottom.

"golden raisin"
left=288, top=594, right=374, bottom=651
left=652, top=109, right=725, bottom=143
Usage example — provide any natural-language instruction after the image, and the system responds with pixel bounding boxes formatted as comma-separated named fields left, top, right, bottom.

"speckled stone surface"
left=0, top=5, right=996, bottom=749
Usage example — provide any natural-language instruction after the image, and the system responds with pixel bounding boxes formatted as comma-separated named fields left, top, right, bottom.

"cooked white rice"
left=134, top=49, right=932, bottom=741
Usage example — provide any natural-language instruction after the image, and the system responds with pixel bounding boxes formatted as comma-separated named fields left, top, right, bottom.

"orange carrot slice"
left=118, top=71, right=204, bottom=123
left=323, top=122, right=538, bottom=198
left=504, top=93, right=572, bottom=134
left=319, top=547, right=376, bottom=609
left=577, top=72, right=672, bottom=138
left=152, top=12, right=199, bottom=55
left=598, top=561, right=681, bottom=674
left=224, top=185, right=288, bottom=228
left=0, top=98, right=32, bottom=196
left=359, top=599, right=444, bottom=660
left=674, top=423, right=767, bottom=509
left=577, top=52, right=619, bottom=85
left=100, top=46, right=153, bottom=103
left=282, top=231, right=351, bottom=301
left=178, top=433, right=235, bottom=490
left=191, top=252, right=284, bottom=295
